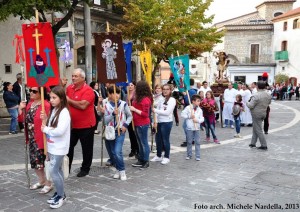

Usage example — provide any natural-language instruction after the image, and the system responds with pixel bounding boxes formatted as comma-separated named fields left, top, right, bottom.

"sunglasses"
left=29, top=89, right=39, bottom=94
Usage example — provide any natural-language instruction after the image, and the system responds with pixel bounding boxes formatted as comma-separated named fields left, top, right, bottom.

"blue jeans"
left=224, top=119, right=234, bottom=126
left=7, top=108, right=18, bottom=132
left=182, top=119, right=188, bottom=137
left=186, top=130, right=200, bottom=158
left=48, top=153, right=65, bottom=197
left=234, top=116, right=241, bottom=134
left=135, top=125, right=150, bottom=162
left=155, top=122, right=173, bottom=159
left=204, top=117, right=217, bottom=139
left=105, top=131, right=125, bottom=171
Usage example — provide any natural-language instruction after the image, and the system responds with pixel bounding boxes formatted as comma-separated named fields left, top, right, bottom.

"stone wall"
left=224, top=29, right=273, bottom=64
left=257, top=2, right=294, bottom=21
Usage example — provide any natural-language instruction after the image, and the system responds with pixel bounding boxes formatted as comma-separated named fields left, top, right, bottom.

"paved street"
left=0, top=100, right=300, bottom=211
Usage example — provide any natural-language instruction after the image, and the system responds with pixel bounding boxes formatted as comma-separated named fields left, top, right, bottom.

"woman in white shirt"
left=151, top=84, right=176, bottom=165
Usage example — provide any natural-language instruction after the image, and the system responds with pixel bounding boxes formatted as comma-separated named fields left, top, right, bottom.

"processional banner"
left=116, top=42, right=133, bottom=87
left=168, top=54, right=190, bottom=92
left=93, top=32, right=126, bottom=83
left=139, top=50, right=152, bottom=86
left=22, top=23, right=59, bottom=87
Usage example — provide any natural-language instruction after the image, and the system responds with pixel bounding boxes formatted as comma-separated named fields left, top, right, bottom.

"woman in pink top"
left=129, top=81, right=152, bottom=169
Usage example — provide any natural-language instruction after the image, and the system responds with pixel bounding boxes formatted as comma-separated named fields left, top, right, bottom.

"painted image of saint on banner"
left=93, top=32, right=126, bottom=83
left=169, top=55, right=190, bottom=92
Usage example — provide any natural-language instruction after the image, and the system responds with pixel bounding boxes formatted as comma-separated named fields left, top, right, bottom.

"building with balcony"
left=272, top=7, right=300, bottom=85
left=210, top=0, right=296, bottom=85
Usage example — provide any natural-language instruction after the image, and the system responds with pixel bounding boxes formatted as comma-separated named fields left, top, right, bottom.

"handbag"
left=105, top=125, right=116, bottom=140
left=45, top=160, right=52, bottom=181
left=45, top=155, right=69, bottom=180
left=104, top=102, right=124, bottom=140
left=62, top=155, right=69, bottom=180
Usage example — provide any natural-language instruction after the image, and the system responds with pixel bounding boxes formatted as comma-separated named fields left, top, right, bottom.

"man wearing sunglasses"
left=66, top=68, right=96, bottom=177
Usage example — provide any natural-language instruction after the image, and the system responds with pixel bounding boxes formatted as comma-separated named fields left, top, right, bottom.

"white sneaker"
left=230, top=125, right=234, bottom=129
left=161, top=158, right=170, bottom=165
left=150, top=155, right=163, bottom=162
left=50, top=195, right=65, bottom=209
left=113, top=170, right=120, bottom=179
left=196, top=158, right=201, bottom=161
left=234, top=134, right=238, bottom=138
left=119, top=170, right=127, bottom=181
left=186, top=156, right=191, bottom=160
left=236, top=134, right=243, bottom=138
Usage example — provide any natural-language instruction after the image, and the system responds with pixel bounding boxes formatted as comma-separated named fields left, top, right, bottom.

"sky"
left=207, top=0, right=300, bottom=24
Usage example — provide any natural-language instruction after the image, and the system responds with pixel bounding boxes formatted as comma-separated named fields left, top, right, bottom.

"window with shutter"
left=250, top=44, right=259, bottom=63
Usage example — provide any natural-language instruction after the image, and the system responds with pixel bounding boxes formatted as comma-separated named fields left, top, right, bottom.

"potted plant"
left=104, top=0, right=113, bottom=10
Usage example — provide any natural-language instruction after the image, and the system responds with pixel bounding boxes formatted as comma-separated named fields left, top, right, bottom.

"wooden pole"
left=106, top=21, right=110, bottom=33
left=113, top=85, right=120, bottom=136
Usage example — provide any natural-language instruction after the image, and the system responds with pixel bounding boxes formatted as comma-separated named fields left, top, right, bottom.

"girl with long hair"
left=127, top=81, right=139, bottom=158
left=151, top=84, right=176, bottom=165
left=129, top=81, right=152, bottom=169
left=200, top=91, right=220, bottom=144
left=41, top=86, right=71, bottom=209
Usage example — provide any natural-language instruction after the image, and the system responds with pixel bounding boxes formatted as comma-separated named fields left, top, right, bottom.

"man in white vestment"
left=222, top=82, right=237, bottom=128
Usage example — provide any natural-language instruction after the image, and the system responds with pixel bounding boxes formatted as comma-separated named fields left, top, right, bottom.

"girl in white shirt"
left=151, top=84, right=176, bottom=165
left=41, top=86, right=71, bottom=209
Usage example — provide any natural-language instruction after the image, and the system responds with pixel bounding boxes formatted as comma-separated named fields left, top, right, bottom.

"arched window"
left=293, top=19, right=299, bottom=29
left=274, top=12, right=283, bottom=17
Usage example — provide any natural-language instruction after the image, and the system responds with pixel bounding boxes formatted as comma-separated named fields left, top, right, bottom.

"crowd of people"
left=1, top=68, right=276, bottom=209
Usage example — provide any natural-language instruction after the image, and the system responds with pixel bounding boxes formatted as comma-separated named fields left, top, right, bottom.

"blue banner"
left=168, top=54, right=190, bottom=92
left=116, top=42, right=133, bottom=87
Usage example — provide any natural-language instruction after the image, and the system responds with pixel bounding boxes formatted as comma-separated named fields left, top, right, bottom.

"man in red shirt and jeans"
left=66, top=68, right=96, bottom=177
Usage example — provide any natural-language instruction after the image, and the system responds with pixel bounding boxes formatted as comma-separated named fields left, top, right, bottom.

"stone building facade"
left=211, top=0, right=296, bottom=85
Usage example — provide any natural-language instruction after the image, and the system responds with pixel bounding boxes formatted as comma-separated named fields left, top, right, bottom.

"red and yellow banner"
left=22, top=22, right=59, bottom=87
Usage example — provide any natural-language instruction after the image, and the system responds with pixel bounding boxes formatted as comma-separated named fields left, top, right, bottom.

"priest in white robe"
left=222, top=82, right=237, bottom=128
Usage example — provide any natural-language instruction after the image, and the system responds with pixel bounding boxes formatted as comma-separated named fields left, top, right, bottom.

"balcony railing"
left=275, top=51, right=288, bottom=61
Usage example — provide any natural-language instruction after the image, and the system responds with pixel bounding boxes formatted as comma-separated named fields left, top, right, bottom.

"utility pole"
left=84, top=2, right=92, bottom=84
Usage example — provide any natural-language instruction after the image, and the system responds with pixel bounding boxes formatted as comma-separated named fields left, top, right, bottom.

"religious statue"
left=59, top=40, right=73, bottom=65
left=213, top=51, right=230, bottom=82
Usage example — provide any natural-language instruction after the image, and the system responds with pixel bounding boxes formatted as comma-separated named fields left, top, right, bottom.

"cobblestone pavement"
left=0, top=101, right=300, bottom=211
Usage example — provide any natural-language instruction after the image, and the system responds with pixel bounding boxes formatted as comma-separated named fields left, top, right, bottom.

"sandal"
left=39, top=185, right=53, bottom=194
left=30, top=182, right=45, bottom=190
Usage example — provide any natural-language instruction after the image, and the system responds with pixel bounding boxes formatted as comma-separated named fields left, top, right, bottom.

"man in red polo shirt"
left=66, top=68, right=96, bottom=177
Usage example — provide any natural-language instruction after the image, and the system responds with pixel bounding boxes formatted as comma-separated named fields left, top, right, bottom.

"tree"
left=275, top=73, right=289, bottom=84
left=115, top=0, right=223, bottom=86
left=0, top=0, right=90, bottom=36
